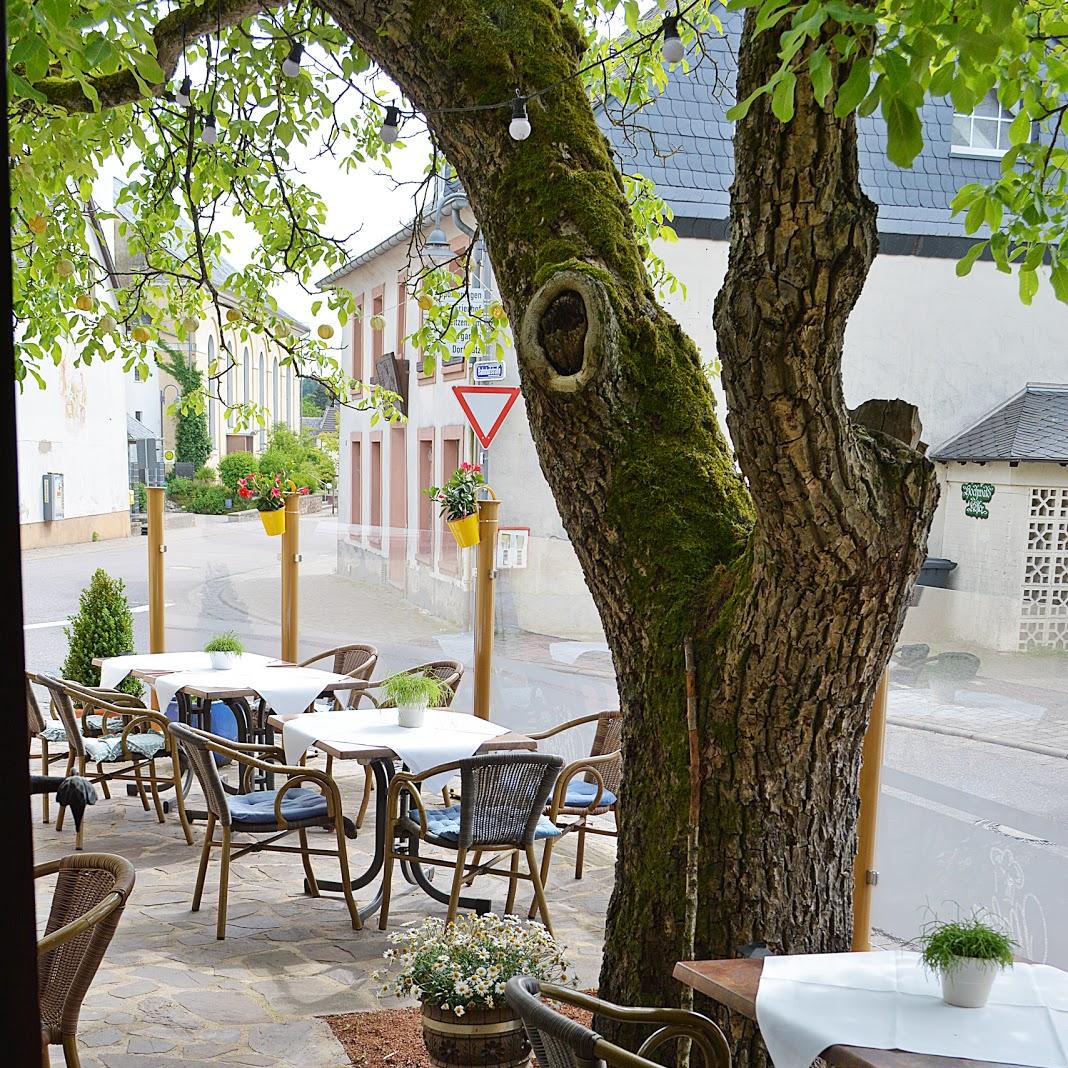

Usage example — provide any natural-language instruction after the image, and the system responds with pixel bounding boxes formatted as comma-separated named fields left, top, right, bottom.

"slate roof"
left=931, top=385, right=1068, bottom=462
left=604, top=8, right=1005, bottom=239
left=127, top=414, right=157, bottom=442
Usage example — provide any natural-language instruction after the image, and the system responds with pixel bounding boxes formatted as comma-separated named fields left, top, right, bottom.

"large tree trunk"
left=320, top=0, right=937, bottom=1057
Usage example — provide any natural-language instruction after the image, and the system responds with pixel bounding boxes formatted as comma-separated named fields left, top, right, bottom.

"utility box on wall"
left=42, top=472, right=64, bottom=522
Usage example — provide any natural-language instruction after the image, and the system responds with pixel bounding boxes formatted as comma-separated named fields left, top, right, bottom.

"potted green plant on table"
left=382, top=671, right=453, bottom=728
left=375, top=914, right=571, bottom=1068
left=921, top=914, right=1015, bottom=1008
left=204, top=632, right=243, bottom=671
left=426, top=463, right=485, bottom=549
left=237, top=470, right=308, bottom=536
left=62, top=569, right=142, bottom=700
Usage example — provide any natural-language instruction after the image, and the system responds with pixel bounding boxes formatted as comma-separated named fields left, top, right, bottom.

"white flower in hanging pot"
left=920, top=914, right=1016, bottom=1008
left=382, top=671, right=454, bottom=728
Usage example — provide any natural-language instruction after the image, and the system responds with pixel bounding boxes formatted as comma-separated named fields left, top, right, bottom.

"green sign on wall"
left=961, top=482, right=995, bottom=520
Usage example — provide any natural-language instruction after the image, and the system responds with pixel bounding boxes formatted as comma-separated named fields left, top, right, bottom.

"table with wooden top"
left=673, top=958, right=1032, bottom=1068
left=269, top=711, right=536, bottom=922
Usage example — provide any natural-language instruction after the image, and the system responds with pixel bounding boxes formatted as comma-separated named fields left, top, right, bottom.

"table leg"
left=310, top=758, right=491, bottom=919
left=310, top=759, right=391, bottom=923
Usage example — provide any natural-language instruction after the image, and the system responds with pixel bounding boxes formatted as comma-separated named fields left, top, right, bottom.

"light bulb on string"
left=662, top=16, right=685, bottom=63
left=201, top=112, right=217, bottom=145
left=381, top=104, right=401, bottom=144
left=175, top=75, right=192, bottom=107
left=509, top=93, right=531, bottom=141
left=282, top=41, right=303, bottom=77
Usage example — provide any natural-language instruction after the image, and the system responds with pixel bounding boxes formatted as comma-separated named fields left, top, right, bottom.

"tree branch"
left=32, top=0, right=269, bottom=112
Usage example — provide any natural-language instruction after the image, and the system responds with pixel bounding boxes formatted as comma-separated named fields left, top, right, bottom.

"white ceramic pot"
left=941, top=958, right=1001, bottom=1008
left=208, top=651, right=240, bottom=671
left=397, top=701, right=428, bottom=728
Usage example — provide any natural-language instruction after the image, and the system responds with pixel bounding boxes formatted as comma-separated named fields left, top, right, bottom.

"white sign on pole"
left=473, top=360, right=506, bottom=383
left=445, top=288, right=487, bottom=365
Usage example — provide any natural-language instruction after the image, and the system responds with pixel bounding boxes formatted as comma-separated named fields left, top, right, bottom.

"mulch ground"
left=325, top=998, right=594, bottom=1067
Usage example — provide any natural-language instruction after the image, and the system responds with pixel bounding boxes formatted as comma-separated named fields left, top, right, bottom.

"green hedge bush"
left=61, top=569, right=142, bottom=697
left=219, top=452, right=258, bottom=494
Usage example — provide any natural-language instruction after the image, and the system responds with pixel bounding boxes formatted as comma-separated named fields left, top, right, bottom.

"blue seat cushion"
left=38, top=723, right=70, bottom=744
left=423, top=804, right=562, bottom=843
left=85, top=714, right=125, bottom=735
left=564, top=780, right=617, bottom=809
left=227, top=787, right=329, bottom=827
left=84, top=732, right=167, bottom=763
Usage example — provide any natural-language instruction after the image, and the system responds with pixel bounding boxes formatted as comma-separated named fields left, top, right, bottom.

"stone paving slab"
left=34, top=757, right=612, bottom=1067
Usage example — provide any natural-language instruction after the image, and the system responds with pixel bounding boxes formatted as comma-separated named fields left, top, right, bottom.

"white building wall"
left=17, top=245, right=130, bottom=548
left=333, top=227, right=1068, bottom=641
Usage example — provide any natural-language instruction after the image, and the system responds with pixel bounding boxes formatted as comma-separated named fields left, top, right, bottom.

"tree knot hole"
left=538, top=289, right=588, bottom=377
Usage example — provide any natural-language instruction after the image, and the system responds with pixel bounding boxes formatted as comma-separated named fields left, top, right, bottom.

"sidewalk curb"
left=887, top=716, right=1068, bottom=760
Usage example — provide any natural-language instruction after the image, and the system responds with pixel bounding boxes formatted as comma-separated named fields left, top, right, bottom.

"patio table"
left=94, top=656, right=363, bottom=812
left=268, top=709, right=535, bottom=922
left=674, top=958, right=1044, bottom=1068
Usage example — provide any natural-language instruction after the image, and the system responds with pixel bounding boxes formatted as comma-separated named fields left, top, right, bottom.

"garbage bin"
left=917, top=557, right=957, bottom=589
left=164, top=698, right=238, bottom=767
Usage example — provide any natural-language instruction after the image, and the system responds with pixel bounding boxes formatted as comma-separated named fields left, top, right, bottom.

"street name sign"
left=473, top=360, right=506, bottom=383
left=452, top=385, right=521, bottom=449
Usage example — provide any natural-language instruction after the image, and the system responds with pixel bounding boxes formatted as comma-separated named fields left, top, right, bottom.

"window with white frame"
left=952, top=91, right=1018, bottom=157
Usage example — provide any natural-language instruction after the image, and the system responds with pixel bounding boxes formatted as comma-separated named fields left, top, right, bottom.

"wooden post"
left=852, top=670, right=889, bottom=951
left=281, top=492, right=300, bottom=663
left=147, top=486, right=166, bottom=653
left=473, top=495, right=500, bottom=720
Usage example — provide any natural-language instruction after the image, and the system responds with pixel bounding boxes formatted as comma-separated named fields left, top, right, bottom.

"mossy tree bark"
left=316, top=0, right=939, bottom=1052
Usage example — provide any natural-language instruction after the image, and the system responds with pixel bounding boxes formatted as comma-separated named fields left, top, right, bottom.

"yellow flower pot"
left=447, top=512, right=480, bottom=549
left=259, top=508, right=286, bottom=537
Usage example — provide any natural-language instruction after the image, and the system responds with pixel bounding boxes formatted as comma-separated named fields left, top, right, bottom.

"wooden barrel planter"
left=420, top=1001, right=530, bottom=1068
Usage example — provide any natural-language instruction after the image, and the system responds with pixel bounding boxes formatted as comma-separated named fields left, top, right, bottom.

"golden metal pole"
left=852, top=670, right=889, bottom=951
left=146, top=486, right=166, bottom=654
left=281, top=493, right=300, bottom=663
left=473, top=496, right=500, bottom=720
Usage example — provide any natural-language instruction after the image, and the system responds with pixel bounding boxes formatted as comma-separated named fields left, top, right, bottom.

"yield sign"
left=452, top=385, right=521, bottom=449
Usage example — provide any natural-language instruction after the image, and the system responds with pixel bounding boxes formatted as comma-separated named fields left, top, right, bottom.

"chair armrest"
left=526, top=712, right=603, bottom=742
left=272, top=771, right=343, bottom=826
left=385, top=779, right=429, bottom=837
left=535, top=984, right=730, bottom=1068
left=547, top=751, right=619, bottom=819
left=37, top=889, right=128, bottom=957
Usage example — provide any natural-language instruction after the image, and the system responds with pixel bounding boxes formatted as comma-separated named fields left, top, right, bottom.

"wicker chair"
left=37, top=852, right=136, bottom=1068
left=380, top=752, right=563, bottom=933
left=299, top=643, right=379, bottom=708
left=350, top=659, right=466, bottom=830
left=529, top=710, right=622, bottom=900
left=35, top=675, right=193, bottom=848
left=27, top=674, right=70, bottom=825
left=505, top=977, right=731, bottom=1068
left=169, top=721, right=361, bottom=939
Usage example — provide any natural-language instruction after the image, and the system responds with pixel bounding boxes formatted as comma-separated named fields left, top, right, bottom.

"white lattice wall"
left=1020, top=488, right=1068, bottom=651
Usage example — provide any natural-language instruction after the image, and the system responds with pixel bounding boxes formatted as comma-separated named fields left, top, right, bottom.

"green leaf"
left=955, top=241, right=987, bottom=277
left=771, top=69, right=796, bottom=123
left=834, top=57, right=870, bottom=118
left=809, top=47, right=832, bottom=107
left=882, top=94, right=922, bottom=167
left=129, top=48, right=165, bottom=85
left=1018, top=267, right=1039, bottom=305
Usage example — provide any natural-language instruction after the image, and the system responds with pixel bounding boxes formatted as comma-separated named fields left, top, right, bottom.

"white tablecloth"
left=755, top=951, right=1068, bottom=1068
left=282, top=708, right=508, bottom=792
left=152, top=666, right=352, bottom=720
left=99, top=652, right=277, bottom=690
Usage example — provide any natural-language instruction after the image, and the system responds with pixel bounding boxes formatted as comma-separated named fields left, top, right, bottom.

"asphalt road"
left=21, top=518, right=1068, bottom=965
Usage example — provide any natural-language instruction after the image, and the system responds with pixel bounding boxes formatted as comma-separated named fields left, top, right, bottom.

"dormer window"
left=952, top=91, right=1019, bottom=158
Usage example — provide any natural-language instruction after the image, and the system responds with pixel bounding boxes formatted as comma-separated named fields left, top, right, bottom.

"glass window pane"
left=953, top=114, right=973, bottom=147
left=971, top=117, right=999, bottom=150
left=974, top=92, right=1001, bottom=119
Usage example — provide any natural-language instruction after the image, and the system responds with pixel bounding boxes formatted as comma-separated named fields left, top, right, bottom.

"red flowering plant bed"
left=237, top=470, right=309, bottom=512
